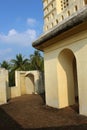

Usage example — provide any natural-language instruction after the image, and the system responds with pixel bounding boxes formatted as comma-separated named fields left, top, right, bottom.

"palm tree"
left=0, top=60, right=13, bottom=86
left=29, top=50, right=44, bottom=71
left=11, top=54, right=29, bottom=71
left=9, top=54, right=30, bottom=86
left=0, top=60, right=11, bottom=70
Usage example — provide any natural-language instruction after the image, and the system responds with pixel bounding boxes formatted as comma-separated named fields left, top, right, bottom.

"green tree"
left=0, top=51, right=44, bottom=86
left=11, top=53, right=29, bottom=71
left=29, top=50, right=44, bottom=71
left=0, top=60, right=14, bottom=86
left=9, top=71, right=15, bottom=87
left=0, top=60, right=11, bottom=70
left=9, top=54, right=30, bottom=86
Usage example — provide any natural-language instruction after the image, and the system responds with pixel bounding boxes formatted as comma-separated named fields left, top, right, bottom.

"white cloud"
left=0, top=48, right=12, bottom=55
left=0, top=29, right=37, bottom=46
left=27, top=18, right=36, bottom=26
left=8, top=29, right=17, bottom=36
left=0, top=48, right=12, bottom=61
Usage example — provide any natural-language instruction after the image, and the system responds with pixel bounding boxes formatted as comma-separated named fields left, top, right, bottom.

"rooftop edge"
left=32, top=6, right=87, bottom=49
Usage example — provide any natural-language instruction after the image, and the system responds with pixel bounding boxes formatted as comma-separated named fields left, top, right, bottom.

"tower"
left=33, top=0, right=87, bottom=116
left=43, top=0, right=87, bottom=32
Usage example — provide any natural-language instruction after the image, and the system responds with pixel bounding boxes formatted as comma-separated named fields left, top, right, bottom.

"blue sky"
left=0, top=0, right=43, bottom=62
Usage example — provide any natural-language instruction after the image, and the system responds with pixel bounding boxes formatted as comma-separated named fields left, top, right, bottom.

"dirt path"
left=0, top=94, right=87, bottom=130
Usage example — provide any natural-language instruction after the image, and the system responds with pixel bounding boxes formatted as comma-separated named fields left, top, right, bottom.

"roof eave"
left=32, top=6, right=87, bottom=49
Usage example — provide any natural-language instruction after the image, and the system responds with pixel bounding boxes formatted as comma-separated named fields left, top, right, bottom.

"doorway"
left=25, top=73, right=35, bottom=94
left=58, top=49, right=79, bottom=108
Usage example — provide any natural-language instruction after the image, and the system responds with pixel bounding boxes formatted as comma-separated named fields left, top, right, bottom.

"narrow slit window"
left=51, top=23, right=54, bottom=27
left=56, top=19, right=59, bottom=24
left=51, top=3, right=53, bottom=8
left=68, top=10, right=70, bottom=16
left=62, top=15, right=64, bottom=20
left=52, top=13, right=54, bottom=18
left=75, top=5, right=78, bottom=11
left=46, top=26, right=48, bottom=30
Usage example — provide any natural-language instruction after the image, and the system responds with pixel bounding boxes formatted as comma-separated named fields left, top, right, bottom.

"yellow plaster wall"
left=20, top=73, right=26, bottom=95
left=11, top=86, right=20, bottom=98
left=58, top=49, right=75, bottom=108
left=25, top=74, right=35, bottom=94
left=0, top=69, right=8, bottom=104
left=10, top=71, right=44, bottom=98
left=43, top=0, right=86, bottom=32
left=44, top=52, right=59, bottom=108
left=44, top=29, right=87, bottom=115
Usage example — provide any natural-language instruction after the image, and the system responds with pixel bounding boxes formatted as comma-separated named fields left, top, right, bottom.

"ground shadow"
left=25, top=124, right=87, bottom=130
left=70, top=103, right=79, bottom=113
left=0, top=94, right=87, bottom=130
left=0, top=107, right=23, bottom=130
left=39, top=92, right=46, bottom=104
left=1, top=106, right=87, bottom=130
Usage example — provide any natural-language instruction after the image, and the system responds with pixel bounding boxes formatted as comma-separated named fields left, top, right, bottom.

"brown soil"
left=0, top=94, right=87, bottom=130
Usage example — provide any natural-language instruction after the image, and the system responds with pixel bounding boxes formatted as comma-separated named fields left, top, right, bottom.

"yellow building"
left=43, top=0, right=87, bottom=32
left=33, top=0, right=87, bottom=116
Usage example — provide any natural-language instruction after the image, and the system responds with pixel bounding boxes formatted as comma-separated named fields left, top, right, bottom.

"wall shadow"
left=39, top=92, right=46, bottom=104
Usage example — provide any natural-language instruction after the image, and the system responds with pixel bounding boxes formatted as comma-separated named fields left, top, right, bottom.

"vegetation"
left=0, top=60, right=11, bottom=70
left=0, top=50, right=44, bottom=86
left=29, top=50, right=44, bottom=71
left=11, top=54, right=29, bottom=71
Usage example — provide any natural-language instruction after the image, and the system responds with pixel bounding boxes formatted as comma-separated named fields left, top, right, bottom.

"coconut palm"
left=29, top=50, right=44, bottom=71
left=11, top=53, right=29, bottom=71
left=0, top=60, right=11, bottom=70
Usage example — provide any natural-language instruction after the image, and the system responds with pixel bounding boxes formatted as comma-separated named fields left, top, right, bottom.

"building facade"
left=43, top=0, right=87, bottom=32
left=33, top=1, right=87, bottom=116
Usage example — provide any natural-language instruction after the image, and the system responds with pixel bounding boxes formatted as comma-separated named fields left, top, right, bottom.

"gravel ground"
left=0, top=94, right=87, bottom=130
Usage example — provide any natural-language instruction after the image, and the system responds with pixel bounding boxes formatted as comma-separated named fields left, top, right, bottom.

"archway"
left=25, top=73, right=35, bottom=94
left=58, top=49, right=79, bottom=108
